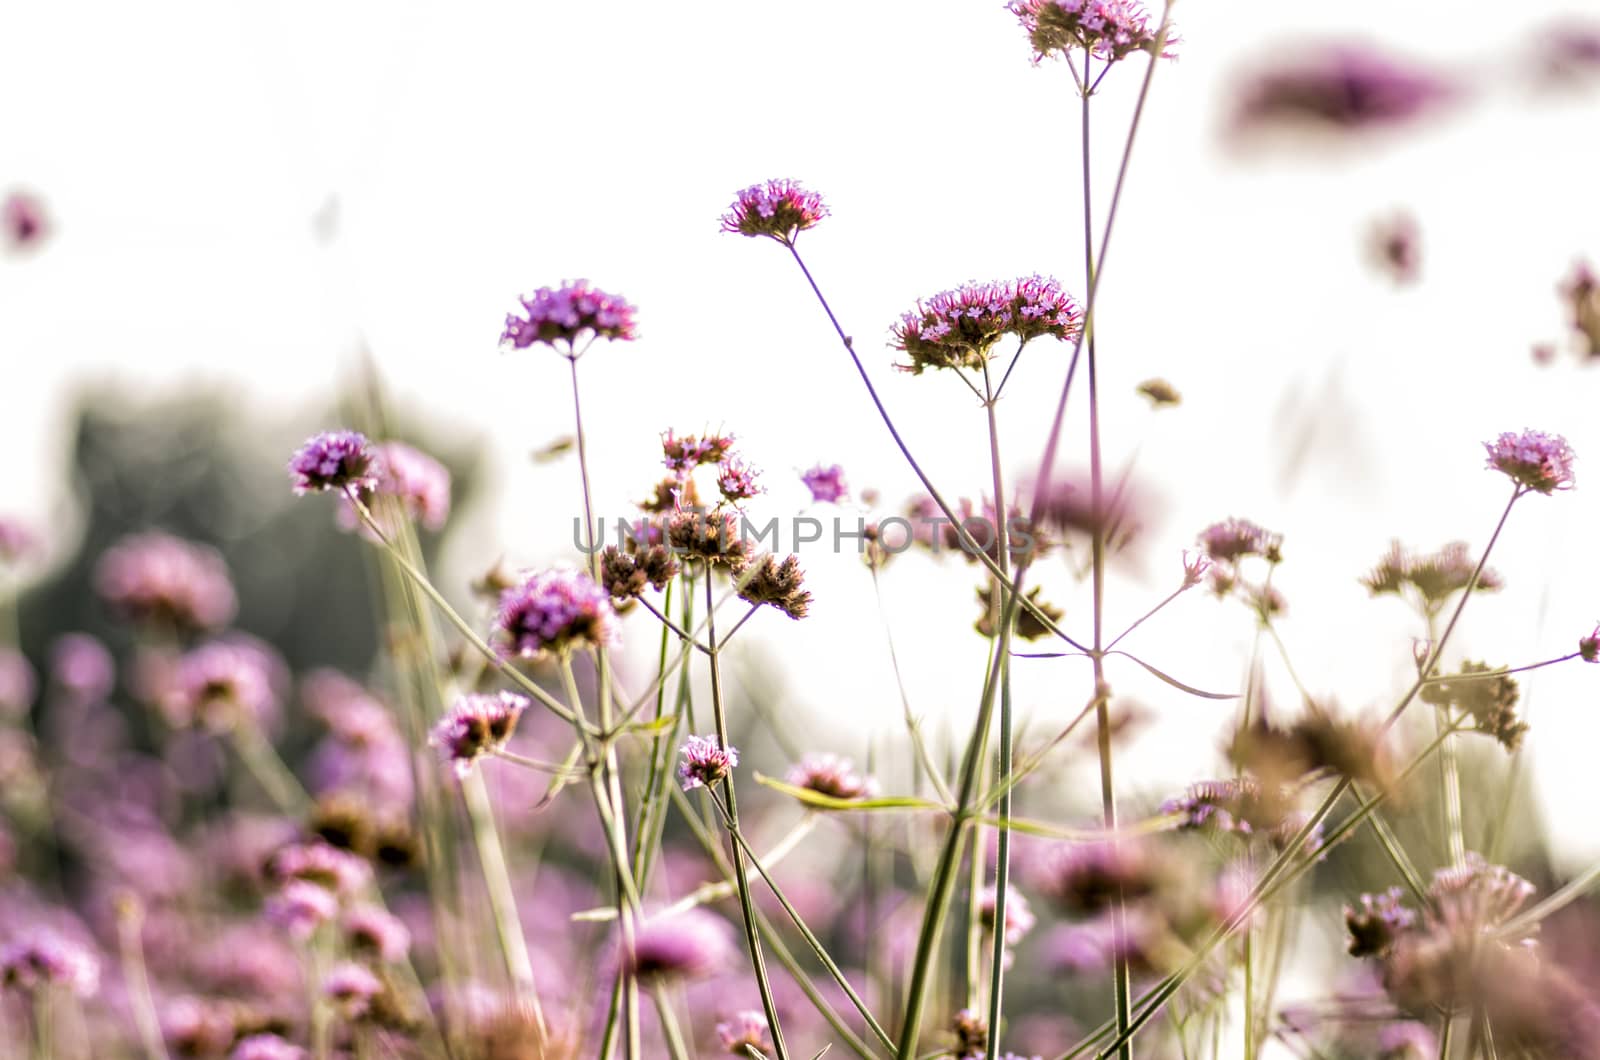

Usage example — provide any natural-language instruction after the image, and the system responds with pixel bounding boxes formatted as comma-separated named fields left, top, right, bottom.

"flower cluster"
left=1362, top=540, right=1501, bottom=607
left=428, top=692, right=530, bottom=777
left=720, top=179, right=829, bottom=245
left=95, top=531, right=238, bottom=632
left=500, top=279, right=638, bottom=351
left=160, top=636, right=284, bottom=732
left=716, top=1009, right=772, bottom=1055
left=678, top=734, right=739, bottom=790
left=494, top=569, right=620, bottom=658
left=629, top=910, right=733, bottom=981
left=1230, top=45, right=1455, bottom=134
left=891, top=275, right=1082, bottom=375
left=1484, top=428, right=1576, bottom=494
left=1419, top=661, right=1527, bottom=751
left=1559, top=261, right=1600, bottom=358
left=0, top=931, right=100, bottom=997
left=1008, top=0, right=1174, bottom=64
left=735, top=553, right=812, bottom=620
left=337, top=440, right=452, bottom=533
left=800, top=463, right=849, bottom=504
left=786, top=752, right=878, bottom=801
left=1344, top=887, right=1416, bottom=957
left=1196, top=517, right=1280, bottom=565
left=289, top=430, right=378, bottom=496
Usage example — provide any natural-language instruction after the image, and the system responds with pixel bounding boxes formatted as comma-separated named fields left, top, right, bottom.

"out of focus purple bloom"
left=0, top=930, right=100, bottom=996
left=1231, top=44, right=1456, bottom=134
left=1484, top=428, right=1576, bottom=494
left=1377, top=1021, right=1437, bottom=1059
left=323, top=960, right=383, bottom=1017
left=160, top=636, right=285, bottom=732
left=336, top=440, right=453, bottom=534
left=429, top=691, right=529, bottom=778
left=662, top=430, right=736, bottom=475
left=630, top=910, right=734, bottom=981
left=289, top=430, right=377, bottom=496
left=720, top=179, right=829, bottom=245
left=0, top=516, right=36, bottom=564
left=2, top=190, right=49, bottom=252
left=344, top=904, right=411, bottom=963
left=1368, top=212, right=1420, bottom=284
left=1559, top=260, right=1600, bottom=358
left=979, top=884, right=1037, bottom=947
left=267, top=840, right=373, bottom=898
left=678, top=734, right=739, bottom=791
left=231, top=1033, right=307, bottom=1060
left=800, top=463, right=849, bottom=504
left=891, top=275, right=1082, bottom=375
left=1196, top=517, right=1279, bottom=565
left=716, top=1008, right=771, bottom=1055
left=500, top=279, right=638, bottom=351
left=1535, top=21, right=1600, bottom=82
left=264, top=879, right=340, bottom=940
left=785, top=752, right=877, bottom=802
left=495, top=568, right=620, bottom=658
left=50, top=633, right=116, bottom=703
left=95, top=531, right=237, bottom=632
left=0, top=648, right=36, bottom=720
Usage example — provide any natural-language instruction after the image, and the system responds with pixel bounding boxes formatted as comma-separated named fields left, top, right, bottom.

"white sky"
left=5, top=0, right=1600, bottom=871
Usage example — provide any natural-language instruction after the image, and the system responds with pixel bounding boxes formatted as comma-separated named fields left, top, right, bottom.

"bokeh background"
left=5, top=0, right=1600, bottom=960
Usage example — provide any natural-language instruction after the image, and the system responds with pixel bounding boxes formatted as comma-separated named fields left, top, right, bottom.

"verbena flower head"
left=1197, top=517, right=1280, bottom=565
left=0, top=931, right=100, bottom=996
left=1420, top=661, right=1527, bottom=751
left=892, top=276, right=1082, bottom=374
left=978, top=884, right=1038, bottom=947
left=1363, top=540, right=1501, bottom=606
left=629, top=909, right=733, bottom=981
left=267, top=839, right=373, bottom=897
left=720, top=178, right=829, bottom=245
left=1009, top=0, right=1175, bottom=64
left=265, top=879, right=341, bottom=939
left=1377, top=1023, right=1437, bottom=1060
left=1136, top=378, right=1181, bottom=407
left=162, top=637, right=285, bottom=733
left=716, top=1010, right=771, bottom=1055
left=429, top=692, right=529, bottom=777
left=1580, top=624, right=1600, bottom=663
left=1484, top=429, right=1575, bottom=494
left=678, top=734, right=739, bottom=790
left=343, top=905, right=411, bottom=963
left=599, top=543, right=679, bottom=600
left=323, top=960, right=383, bottom=1018
left=800, top=463, right=849, bottom=504
left=716, top=456, right=763, bottom=503
left=1345, top=887, right=1416, bottom=957
left=494, top=569, right=620, bottom=658
left=663, top=430, right=735, bottom=475
left=735, top=553, right=812, bottom=619
left=786, top=752, right=878, bottom=801
left=289, top=430, right=378, bottom=495
left=231, top=1034, right=307, bottom=1060
left=95, top=531, right=237, bottom=632
left=500, top=279, right=638, bottom=352
left=1231, top=45, right=1456, bottom=134
left=338, top=441, right=452, bottom=533
left=50, top=633, right=116, bottom=703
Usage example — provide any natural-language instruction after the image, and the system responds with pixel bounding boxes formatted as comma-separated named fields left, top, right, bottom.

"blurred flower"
left=323, top=960, right=383, bottom=1018
left=716, top=1009, right=771, bottom=1055
left=1362, top=540, right=1501, bottom=608
left=1345, top=888, right=1416, bottom=958
left=1420, top=661, right=1527, bottom=752
left=735, top=554, right=812, bottom=619
left=1368, top=212, right=1420, bottom=284
left=160, top=995, right=241, bottom=1057
left=630, top=910, right=733, bottom=981
left=429, top=692, right=530, bottom=778
left=1009, top=0, right=1175, bottom=64
left=231, top=1033, right=307, bottom=1060
left=288, top=430, right=378, bottom=496
left=1559, top=261, right=1600, bottom=358
left=799, top=463, right=849, bottom=505
left=679, top=734, right=739, bottom=791
left=49, top=633, right=116, bottom=703
left=0, top=516, right=36, bottom=565
left=1229, top=705, right=1392, bottom=793
left=667, top=509, right=752, bottom=569
left=2, top=190, right=49, bottom=252
left=160, top=637, right=285, bottom=732
left=0, top=930, right=99, bottom=996
left=720, top=179, right=829, bottom=245
left=95, top=531, right=237, bottom=632
left=1377, top=1022, right=1437, bottom=1059
left=1135, top=378, right=1181, bottom=408
left=951, top=1007, right=987, bottom=1056
left=344, top=904, right=411, bottom=963
left=1580, top=625, right=1600, bottom=662
left=1484, top=428, right=1576, bottom=494
left=264, top=879, right=340, bottom=939
left=979, top=884, right=1037, bottom=948
left=266, top=840, right=373, bottom=898
left=891, top=276, right=1082, bottom=375
left=663, top=431, right=737, bottom=476
left=785, top=752, right=877, bottom=801
left=599, top=543, right=679, bottom=600
left=0, top=648, right=35, bottom=720
left=501, top=279, right=638, bottom=351
left=495, top=569, right=620, bottom=657
left=1032, top=838, right=1168, bottom=918
left=337, top=440, right=452, bottom=533
left=1230, top=44, right=1456, bottom=134
left=1196, top=517, right=1279, bottom=565
left=1036, top=470, right=1149, bottom=556
left=1535, top=21, right=1600, bottom=83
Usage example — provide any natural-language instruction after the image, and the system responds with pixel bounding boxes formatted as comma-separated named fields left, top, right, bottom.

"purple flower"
left=161, top=637, right=284, bottom=732
left=95, top=531, right=238, bottom=632
left=267, top=840, right=373, bottom=897
left=338, top=441, right=452, bottom=533
left=629, top=910, right=733, bottom=981
left=1196, top=517, right=1279, bottom=565
left=500, top=279, right=638, bottom=352
left=0, top=517, right=36, bottom=564
left=678, top=734, right=739, bottom=791
left=1344, top=887, right=1416, bottom=957
left=0, top=931, right=100, bottom=997
left=265, top=879, right=341, bottom=939
left=1377, top=1022, right=1437, bottom=1059
left=495, top=569, right=621, bottom=658
left=0, top=648, right=36, bottom=721
left=2, top=190, right=49, bottom=252
left=720, top=179, right=829, bottom=245
left=1009, top=0, right=1176, bottom=64
left=429, top=692, right=530, bottom=777
left=323, top=960, right=383, bottom=1017
left=716, top=457, right=763, bottom=503
left=49, top=633, right=116, bottom=703
left=289, top=430, right=377, bottom=496
left=1484, top=429, right=1576, bottom=494
left=1230, top=45, right=1456, bottom=134
left=891, top=276, right=1082, bottom=375
left=785, top=752, right=877, bottom=801
left=716, top=1009, right=772, bottom=1055
left=231, top=1034, right=308, bottom=1060
left=979, top=884, right=1037, bottom=947
left=800, top=463, right=849, bottom=504
left=662, top=430, right=736, bottom=475
left=343, top=904, right=411, bottom=963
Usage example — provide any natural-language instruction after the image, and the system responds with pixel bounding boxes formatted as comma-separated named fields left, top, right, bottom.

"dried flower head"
left=500, top=279, right=638, bottom=352
left=495, top=569, right=620, bottom=657
left=662, top=431, right=736, bottom=475
left=720, top=179, right=829, bottom=245
left=1009, top=0, right=1175, bottom=64
left=1229, top=705, right=1391, bottom=792
left=678, top=734, right=739, bottom=791
left=1033, top=838, right=1167, bottom=918
left=799, top=463, right=849, bottom=504
left=289, top=430, right=378, bottom=496
left=95, top=531, right=238, bottom=632
left=786, top=752, right=878, bottom=801
left=667, top=509, right=752, bottom=569
left=0, top=931, right=99, bottom=996
left=429, top=692, right=530, bottom=777
left=1362, top=540, right=1501, bottom=606
left=891, top=276, right=1082, bottom=375
left=599, top=544, right=679, bottom=600
left=716, top=1010, right=772, bottom=1056
left=1580, top=625, right=1600, bottom=662
left=1231, top=45, right=1455, bottom=134
left=975, top=581, right=1065, bottom=643
left=1197, top=517, right=1280, bottom=565
left=629, top=910, right=733, bottom=981
left=1484, top=429, right=1576, bottom=494
left=1345, top=888, right=1416, bottom=958
left=1419, top=661, right=1527, bottom=751
left=1560, top=260, right=1600, bottom=358
left=951, top=1008, right=988, bottom=1056
left=735, top=553, right=812, bottom=619
left=2, top=190, right=49, bottom=252
left=1136, top=378, right=1181, bottom=407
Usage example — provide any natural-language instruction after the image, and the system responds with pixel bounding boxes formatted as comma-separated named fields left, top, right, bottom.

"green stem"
left=115, top=898, right=172, bottom=1060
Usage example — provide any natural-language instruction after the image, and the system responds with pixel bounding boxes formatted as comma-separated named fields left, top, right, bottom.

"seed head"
left=735, top=553, right=812, bottom=619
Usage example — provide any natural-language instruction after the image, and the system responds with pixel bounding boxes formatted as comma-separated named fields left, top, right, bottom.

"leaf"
left=980, top=812, right=1182, bottom=841
left=754, top=773, right=949, bottom=813
left=1110, top=650, right=1238, bottom=700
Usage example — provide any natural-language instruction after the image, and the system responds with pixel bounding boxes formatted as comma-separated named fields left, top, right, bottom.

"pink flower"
left=1483, top=429, right=1576, bottom=494
left=0, top=931, right=99, bottom=997
left=720, top=179, right=829, bottom=245
left=800, top=464, right=849, bottom=504
left=323, top=961, right=383, bottom=1018
left=2, top=191, right=49, bottom=253
left=337, top=441, right=452, bottom=533
left=429, top=692, right=530, bottom=777
left=892, top=276, right=1082, bottom=374
left=500, top=279, right=637, bottom=352
left=495, top=569, right=621, bottom=658
left=289, top=430, right=378, bottom=496
left=1009, top=0, right=1175, bottom=64
left=678, top=734, right=739, bottom=791
left=95, top=532, right=237, bottom=632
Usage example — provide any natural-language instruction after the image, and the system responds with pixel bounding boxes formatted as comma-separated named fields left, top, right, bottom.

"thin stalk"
left=705, top=574, right=791, bottom=1060
left=460, top=770, right=545, bottom=1034
left=870, top=565, right=954, bottom=806
left=647, top=982, right=692, bottom=1060
left=115, top=898, right=171, bottom=1060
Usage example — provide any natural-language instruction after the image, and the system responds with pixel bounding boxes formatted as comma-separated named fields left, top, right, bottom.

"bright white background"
left=4, top=0, right=1600, bottom=876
